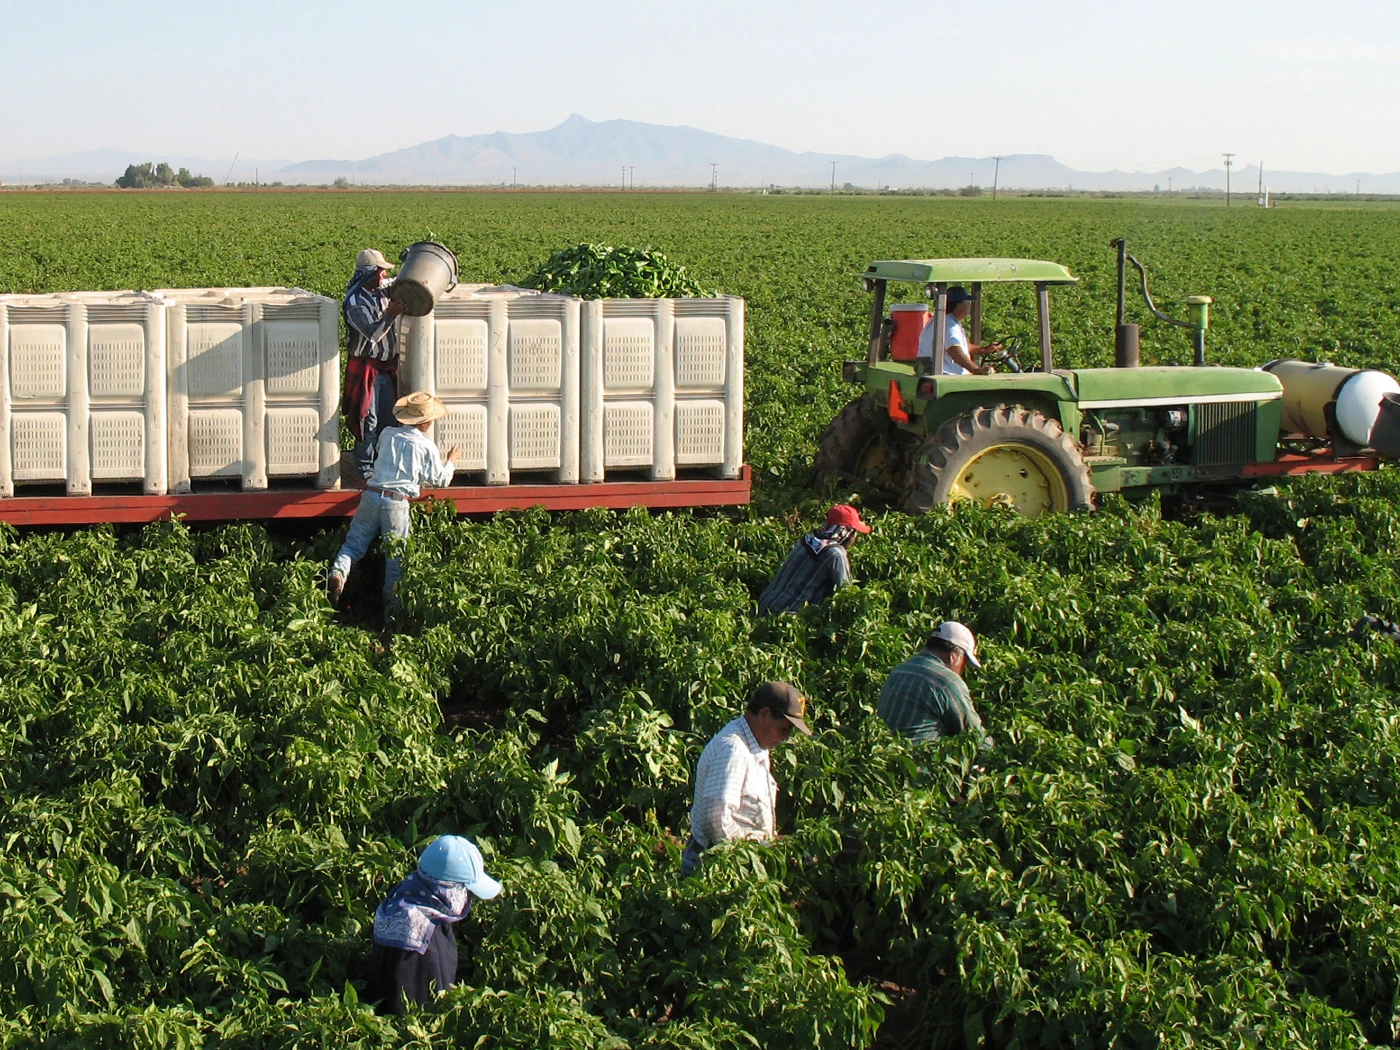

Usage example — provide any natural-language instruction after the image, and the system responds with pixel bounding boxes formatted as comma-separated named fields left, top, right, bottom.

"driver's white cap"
left=931, top=621, right=981, bottom=668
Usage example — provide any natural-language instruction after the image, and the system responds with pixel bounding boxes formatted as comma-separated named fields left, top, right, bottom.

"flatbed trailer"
left=0, top=467, right=752, bottom=527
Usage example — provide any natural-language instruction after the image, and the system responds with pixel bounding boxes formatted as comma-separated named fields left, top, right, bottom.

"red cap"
left=826, top=504, right=871, bottom=533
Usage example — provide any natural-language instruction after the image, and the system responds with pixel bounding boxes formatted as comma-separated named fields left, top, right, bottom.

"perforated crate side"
left=435, top=403, right=489, bottom=473
left=508, top=402, right=562, bottom=471
left=90, top=411, right=146, bottom=480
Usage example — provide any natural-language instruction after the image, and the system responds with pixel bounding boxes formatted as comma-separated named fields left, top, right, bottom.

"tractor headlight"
left=861, top=277, right=875, bottom=293
left=925, top=283, right=938, bottom=299
left=843, top=361, right=860, bottom=383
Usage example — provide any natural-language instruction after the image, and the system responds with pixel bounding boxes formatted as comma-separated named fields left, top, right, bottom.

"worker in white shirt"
left=916, top=286, right=1001, bottom=375
left=681, top=682, right=812, bottom=876
left=327, top=392, right=459, bottom=618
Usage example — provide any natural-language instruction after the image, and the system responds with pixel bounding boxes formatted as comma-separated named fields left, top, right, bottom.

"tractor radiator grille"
left=1194, top=401, right=1258, bottom=466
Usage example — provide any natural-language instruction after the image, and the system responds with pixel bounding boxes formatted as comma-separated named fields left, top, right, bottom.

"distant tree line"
left=115, top=162, right=214, bottom=189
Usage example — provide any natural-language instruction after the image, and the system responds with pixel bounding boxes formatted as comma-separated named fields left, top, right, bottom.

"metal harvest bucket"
left=391, top=241, right=458, bottom=317
left=1369, top=391, right=1400, bottom=459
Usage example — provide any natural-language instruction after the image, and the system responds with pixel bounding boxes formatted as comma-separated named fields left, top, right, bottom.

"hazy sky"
left=6, top=0, right=1397, bottom=173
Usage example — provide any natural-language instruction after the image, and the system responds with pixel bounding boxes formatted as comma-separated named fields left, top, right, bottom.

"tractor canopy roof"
left=862, top=258, right=1078, bottom=285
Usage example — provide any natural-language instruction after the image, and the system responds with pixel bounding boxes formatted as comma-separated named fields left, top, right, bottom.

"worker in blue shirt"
left=328, top=392, right=458, bottom=617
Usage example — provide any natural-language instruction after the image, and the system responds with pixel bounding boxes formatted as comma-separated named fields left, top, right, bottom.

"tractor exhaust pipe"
left=1113, top=239, right=1138, bottom=366
left=1115, top=323, right=1140, bottom=368
left=1112, top=237, right=1208, bottom=365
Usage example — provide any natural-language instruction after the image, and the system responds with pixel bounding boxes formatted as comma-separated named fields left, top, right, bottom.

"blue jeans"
left=353, top=372, right=399, bottom=480
left=330, top=490, right=411, bottom=610
left=680, top=839, right=704, bottom=877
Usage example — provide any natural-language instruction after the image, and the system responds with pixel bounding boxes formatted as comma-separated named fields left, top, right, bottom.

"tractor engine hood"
left=1067, top=366, right=1283, bottom=408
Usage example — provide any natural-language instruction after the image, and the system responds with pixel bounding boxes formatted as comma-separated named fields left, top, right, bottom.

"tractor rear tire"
left=900, top=404, right=1094, bottom=518
left=814, top=397, right=909, bottom=495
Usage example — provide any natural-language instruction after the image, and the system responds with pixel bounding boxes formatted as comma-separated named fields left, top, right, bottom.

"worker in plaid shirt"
left=878, top=622, right=992, bottom=749
left=682, top=683, right=812, bottom=875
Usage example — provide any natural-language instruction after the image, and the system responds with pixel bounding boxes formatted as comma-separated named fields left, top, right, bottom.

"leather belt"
left=367, top=486, right=409, bottom=502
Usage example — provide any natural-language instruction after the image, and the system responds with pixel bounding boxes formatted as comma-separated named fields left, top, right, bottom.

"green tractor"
left=815, top=243, right=1400, bottom=517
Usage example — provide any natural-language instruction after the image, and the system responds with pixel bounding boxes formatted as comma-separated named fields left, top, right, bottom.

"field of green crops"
left=3, top=191, right=1400, bottom=1048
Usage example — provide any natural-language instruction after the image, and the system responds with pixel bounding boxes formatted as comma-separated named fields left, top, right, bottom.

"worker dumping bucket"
left=392, top=242, right=459, bottom=317
left=1263, top=359, right=1400, bottom=448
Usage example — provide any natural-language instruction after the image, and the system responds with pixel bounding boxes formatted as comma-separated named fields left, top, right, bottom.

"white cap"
left=356, top=248, right=396, bottom=271
left=931, top=621, right=981, bottom=668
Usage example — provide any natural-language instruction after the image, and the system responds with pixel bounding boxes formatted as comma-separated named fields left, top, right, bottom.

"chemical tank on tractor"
left=815, top=241, right=1400, bottom=517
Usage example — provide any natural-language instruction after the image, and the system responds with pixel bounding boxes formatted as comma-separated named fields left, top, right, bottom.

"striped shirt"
left=878, top=649, right=988, bottom=746
left=689, top=716, right=777, bottom=849
left=758, top=535, right=852, bottom=616
left=344, top=267, right=399, bottom=362
left=367, top=426, right=455, bottom=498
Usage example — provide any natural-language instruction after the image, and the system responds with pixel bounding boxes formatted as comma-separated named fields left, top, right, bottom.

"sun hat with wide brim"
left=356, top=248, right=396, bottom=271
left=393, top=391, right=448, bottom=425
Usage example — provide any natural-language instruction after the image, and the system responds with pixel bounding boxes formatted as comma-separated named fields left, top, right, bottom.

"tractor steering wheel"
left=981, top=334, right=1025, bottom=373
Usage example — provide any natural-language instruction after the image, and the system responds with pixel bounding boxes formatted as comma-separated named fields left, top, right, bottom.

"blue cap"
left=416, top=835, right=502, bottom=899
left=945, top=286, right=974, bottom=306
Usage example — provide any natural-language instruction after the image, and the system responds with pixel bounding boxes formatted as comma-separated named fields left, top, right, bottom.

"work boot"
left=327, top=572, right=346, bottom=608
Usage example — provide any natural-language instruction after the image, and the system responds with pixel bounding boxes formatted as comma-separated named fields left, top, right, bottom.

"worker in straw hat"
left=327, top=392, right=460, bottom=617
left=878, top=622, right=992, bottom=749
left=758, top=504, right=871, bottom=616
left=344, top=248, right=408, bottom=482
left=366, top=834, right=502, bottom=1015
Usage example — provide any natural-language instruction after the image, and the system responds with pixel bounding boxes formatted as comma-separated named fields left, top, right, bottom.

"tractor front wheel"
left=814, top=397, right=908, bottom=495
left=900, top=404, right=1094, bottom=518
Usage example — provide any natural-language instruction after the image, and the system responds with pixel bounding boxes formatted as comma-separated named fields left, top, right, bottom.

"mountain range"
left=5, top=115, right=1397, bottom=194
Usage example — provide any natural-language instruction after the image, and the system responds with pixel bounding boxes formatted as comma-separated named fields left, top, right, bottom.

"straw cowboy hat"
left=393, top=392, right=448, bottom=425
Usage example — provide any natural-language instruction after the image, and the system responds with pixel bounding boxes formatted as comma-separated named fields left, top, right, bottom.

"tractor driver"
left=917, top=286, right=1000, bottom=375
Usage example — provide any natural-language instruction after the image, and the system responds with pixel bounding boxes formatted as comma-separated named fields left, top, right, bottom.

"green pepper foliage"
left=521, top=242, right=717, bottom=299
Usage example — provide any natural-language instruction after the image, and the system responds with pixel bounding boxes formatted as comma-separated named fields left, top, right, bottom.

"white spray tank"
left=1262, top=359, right=1400, bottom=450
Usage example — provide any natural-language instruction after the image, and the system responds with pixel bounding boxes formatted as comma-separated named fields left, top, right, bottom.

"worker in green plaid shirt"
left=878, top=622, right=991, bottom=749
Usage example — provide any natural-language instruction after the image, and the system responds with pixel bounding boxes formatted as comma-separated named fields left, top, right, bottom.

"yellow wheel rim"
left=855, top=434, right=902, bottom=491
left=948, top=443, right=1069, bottom=518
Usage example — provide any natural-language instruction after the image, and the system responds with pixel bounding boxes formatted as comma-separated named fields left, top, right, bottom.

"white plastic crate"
left=399, top=285, right=580, bottom=485
left=580, top=297, right=744, bottom=482
left=0, top=292, right=167, bottom=496
left=158, top=288, right=339, bottom=491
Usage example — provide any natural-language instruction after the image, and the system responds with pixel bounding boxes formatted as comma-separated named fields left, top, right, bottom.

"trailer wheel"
left=814, top=397, right=909, bottom=495
left=901, top=404, right=1094, bottom=518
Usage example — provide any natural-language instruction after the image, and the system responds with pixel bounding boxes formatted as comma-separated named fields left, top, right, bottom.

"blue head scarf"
left=373, top=869, right=472, bottom=954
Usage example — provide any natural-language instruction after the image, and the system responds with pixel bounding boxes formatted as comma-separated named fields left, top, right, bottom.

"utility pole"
left=710, top=163, right=717, bottom=191
left=621, top=166, right=626, bottom=191
left=629, top=166, right=635, bottom=190
left=1222, top=153, right=1235, bottom=207
left=830, top=161, right=836, bottom=194
left=254, top=166, right=258, bottom=187
left=991, top=156, right=1002, bottom=200
left=1257, top=161, right=1263, bottom=201
left=512, top=167, right=516, bottom=189
left=1168, top=176, right=1172, bottom=195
